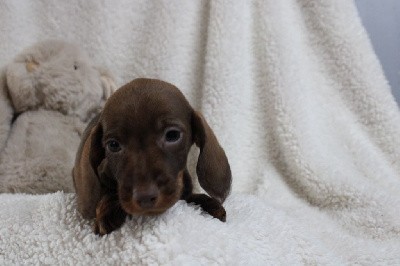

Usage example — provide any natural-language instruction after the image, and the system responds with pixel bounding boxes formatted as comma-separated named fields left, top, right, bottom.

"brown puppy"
left=72, top=78, right=231, bottom=235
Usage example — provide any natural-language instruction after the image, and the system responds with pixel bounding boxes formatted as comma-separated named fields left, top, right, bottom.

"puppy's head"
left=90, top=78, right=231, bottom=215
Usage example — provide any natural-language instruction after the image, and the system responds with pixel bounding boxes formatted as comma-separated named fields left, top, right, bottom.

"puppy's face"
left=94, top=79, right=193, bottom=215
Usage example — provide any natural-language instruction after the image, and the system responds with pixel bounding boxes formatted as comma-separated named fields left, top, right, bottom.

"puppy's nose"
left=135, top=188, right=158, bottom=209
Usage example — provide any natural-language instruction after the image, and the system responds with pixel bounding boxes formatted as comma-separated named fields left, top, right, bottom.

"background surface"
left=355, top=0, right=400, bottom=106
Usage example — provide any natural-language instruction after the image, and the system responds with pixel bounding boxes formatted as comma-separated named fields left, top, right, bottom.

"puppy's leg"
left=94, top=194, right=127, bottom=235
left=181, top=170, right=226, bottom=222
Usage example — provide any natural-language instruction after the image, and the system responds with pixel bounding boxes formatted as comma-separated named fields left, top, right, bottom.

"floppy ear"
left=192, top=111, right=232, bottom=203
left=89, top=123, right=105, bottom=177
left=73, top=115, right=105, bottom=219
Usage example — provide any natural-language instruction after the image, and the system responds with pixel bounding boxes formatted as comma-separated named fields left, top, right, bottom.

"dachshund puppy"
left=72, top=78, right=231, bottom=235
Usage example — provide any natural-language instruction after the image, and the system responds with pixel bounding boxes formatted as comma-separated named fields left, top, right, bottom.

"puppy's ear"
left=89, top=123, right=105, bottom=176
left=192, top=111, right=231, bottom=203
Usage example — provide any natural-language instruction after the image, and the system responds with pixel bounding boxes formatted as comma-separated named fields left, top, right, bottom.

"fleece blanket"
left=1, top=0, right=400, bottom=264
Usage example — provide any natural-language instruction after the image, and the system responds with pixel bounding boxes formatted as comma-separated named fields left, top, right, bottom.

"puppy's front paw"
left=94, top=218, right=109, bottom=236
left=206, top=204, right=226, bottom=222
left=185, top=194, right=227, bottom=222
left=94, top=195, right=127, bottom=235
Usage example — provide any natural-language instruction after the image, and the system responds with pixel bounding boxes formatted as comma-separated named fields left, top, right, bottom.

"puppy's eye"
left=74, top=64, right=78, bottom=70
left=106, top=140, right=121, bottom=152
left=164, top=129, right=181, bottom=143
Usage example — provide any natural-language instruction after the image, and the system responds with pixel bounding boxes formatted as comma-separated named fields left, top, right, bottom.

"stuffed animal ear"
left=0, top=68, right=13, bottom=152
left=5, top=61, right=41, bottom=113
left=192, top=111, right=232, bottom=203
left=97, top=68, right=116, bottom=100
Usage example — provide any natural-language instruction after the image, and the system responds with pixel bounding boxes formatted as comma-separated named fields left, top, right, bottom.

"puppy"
left=72, top=78, right=231, bottom=235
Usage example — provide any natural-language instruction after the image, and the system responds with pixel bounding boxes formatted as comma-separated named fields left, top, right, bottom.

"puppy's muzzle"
left=133, top=186, right=159, bottom=209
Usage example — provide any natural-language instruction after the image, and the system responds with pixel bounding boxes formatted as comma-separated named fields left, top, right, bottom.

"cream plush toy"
left=0, top=40, right=116, bottom=193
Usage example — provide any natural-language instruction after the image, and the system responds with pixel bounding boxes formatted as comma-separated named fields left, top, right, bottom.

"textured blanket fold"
left=1, top=0, right=400, bottom=264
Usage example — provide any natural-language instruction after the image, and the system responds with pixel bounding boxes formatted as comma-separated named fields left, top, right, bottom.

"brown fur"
left=72, top=78, right=231, bottom=235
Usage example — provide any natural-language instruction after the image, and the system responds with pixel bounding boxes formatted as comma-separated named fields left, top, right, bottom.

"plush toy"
left=0, top=40, right=116, bottom=193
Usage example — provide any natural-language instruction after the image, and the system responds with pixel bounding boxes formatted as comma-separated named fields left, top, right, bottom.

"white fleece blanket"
left=1, top=0, right=400, bottom=264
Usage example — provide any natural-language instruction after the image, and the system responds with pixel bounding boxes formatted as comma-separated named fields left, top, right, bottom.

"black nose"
left=135, top=190, right=158, bottom=209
